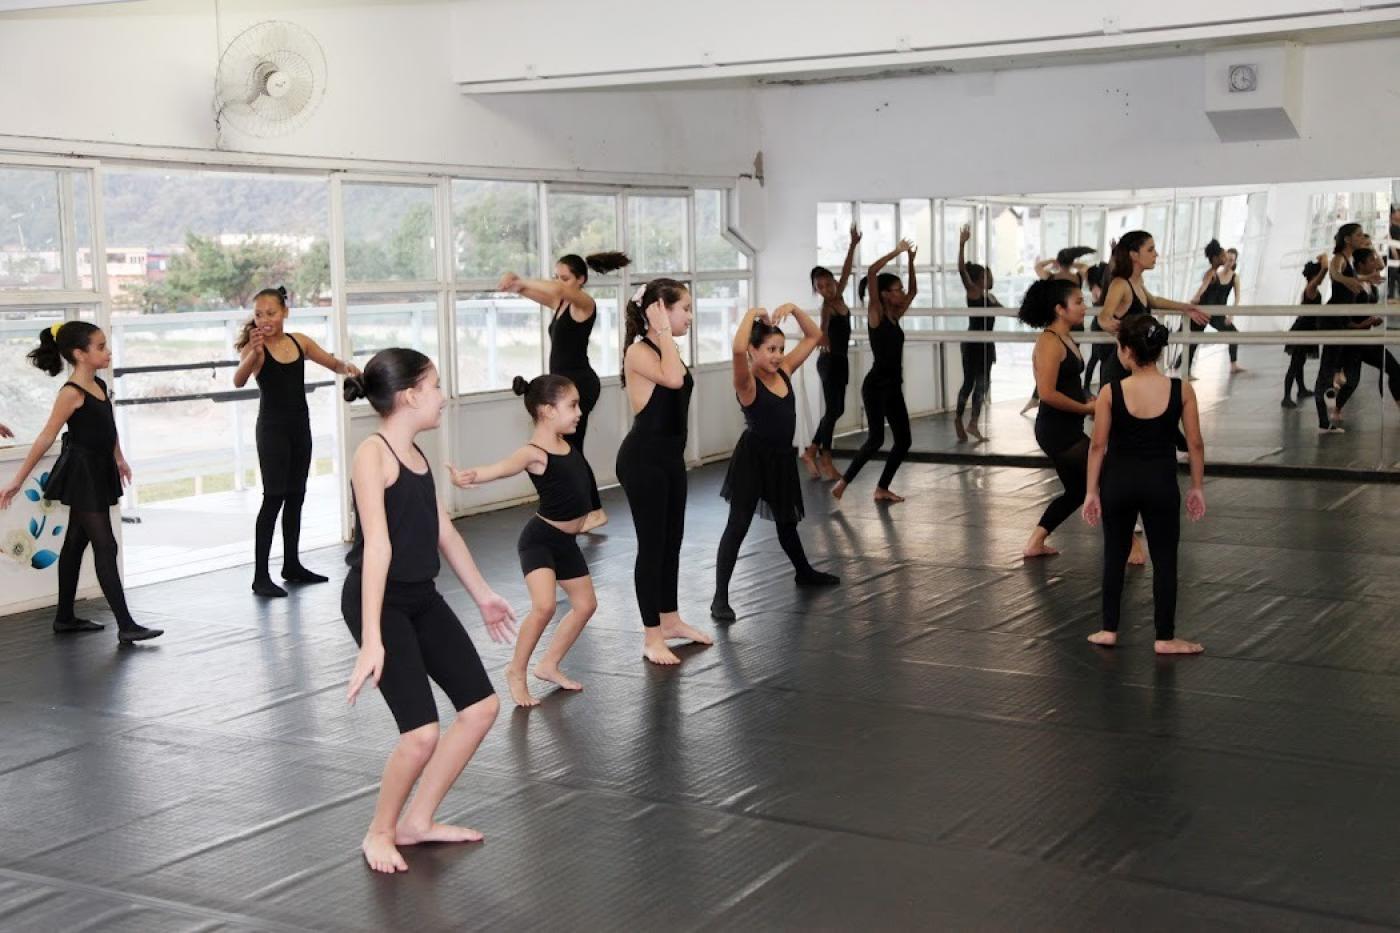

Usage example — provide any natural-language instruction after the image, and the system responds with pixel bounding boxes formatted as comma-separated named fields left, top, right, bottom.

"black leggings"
left=1084, top=343, right=1113, bottom=392
left=255, top=491, right=307, bottom=580
left=616, top=432, right=686, bottom=628
left=1355, top=346, right=1400, bottom=402
left=811, top=353, right=848, bottom=451
left=558, top=367, right=603, bottom=511
left=1036, top=436, right=1089, bottom=534
left=956, top=346, right=990, bottom=421
left=1283, top=351, right=1311, bottom=400
left=1101, top=458, right=1180, bottom=640
left=842, top=376, right=911, bottom=490
left=1186, top=314, right=1240, bottom=368
left=714, top=501, right=815, bottom=605
left=1314, top=347, right=1364, bottom=428
left=56, top=508, right=135, bottom=629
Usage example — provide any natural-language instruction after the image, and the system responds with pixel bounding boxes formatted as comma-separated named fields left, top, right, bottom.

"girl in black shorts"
left=342, top=349, right=517, bottom=875
left=449, top=374, right=598, bottom=708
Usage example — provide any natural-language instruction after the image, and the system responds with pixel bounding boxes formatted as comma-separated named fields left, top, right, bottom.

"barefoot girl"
left=0, top=323, right=162, bottom=642
left=448, top=374, right=597, bottom=707
left=802, top=223, right=860, bottom=481
left=233, top=286, right=359, bottom=597
left=342, top=349, right=517, bottom=874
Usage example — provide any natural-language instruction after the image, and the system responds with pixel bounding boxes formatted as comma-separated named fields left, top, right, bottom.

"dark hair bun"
left=342, top=374, right=368, bottom=403
left=512, top=375, right=529, bottom=396
left=1148, top=323, right=1170, bottom=349
left=276, top=286, right=288, bottom=301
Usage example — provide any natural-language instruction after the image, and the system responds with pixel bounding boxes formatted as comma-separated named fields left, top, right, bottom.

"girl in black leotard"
left=711, top=306, right=840, bottom=623
left=1282, top=255, right=1328, bottom=408
left=1097, top=231, right=1207, bottom=383
left=233, top=287, right=358, bottom=598
left=1082, top=315, right=1207, bottom=655
left=956, top=224, right=998, bottom=443
left=450, top=374, right=597, bottom=708
left=1018, top=279, right=1095, bottom=559
left=833, top=238, right=918, bottom=504
left=1, top=322, right=162, bottom=643
left=497, top=251, right=631, bottom=532
left=1185, top=240, right=1244, bottom=375
left=342, top=349, right=516, bottom=875
left=1084, top=262, right=1113, bottom=393
left=1021, top=246, right=1098, bottom=414
left=803, top=223, right=861, bottom=482
left=616, top=279, right=712, bottom=666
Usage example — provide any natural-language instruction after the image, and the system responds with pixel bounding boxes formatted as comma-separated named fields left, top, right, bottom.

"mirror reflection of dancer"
left=342, top=350, right=517, bottom=875
left=1018, top=279, right=1094, bottom=559
left=1083, top=260, right=1114, bottom=393
left=1315, top=228, right=1387, bottom=432
left=497, top=250, right=631, bottom=533
left=1184, top=240, right=1244, bottom=376
left=1083, top=315, right=1207, bottom=655
left=449, top=375, right=597, bottom=708
left=802, top=223, right=861, bottom=482
left=234, top=287, right=359, bottom=598
left=955, top=224, right=998, bottom=443
left=616, top=280, right=713, bottom=666
left=833, top=239, right=917, bottom=504
left=711, top=306, right=840, bottom=623
left=1282, top=255, right=1327, bottom=409
left=0, top=323, right=162, bottom=642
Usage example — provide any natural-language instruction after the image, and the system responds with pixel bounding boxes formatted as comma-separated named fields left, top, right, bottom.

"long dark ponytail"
left=28, top=321, right=101, bottom=377
left=558, top=251, right=631, bottom=283
left=1333, top=223, right=1362, bottom=255
left=621, top=278, right=688, bottom=384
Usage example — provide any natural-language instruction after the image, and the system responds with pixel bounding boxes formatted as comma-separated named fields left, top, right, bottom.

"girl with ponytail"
left=232, top=286, right=360, bottom=598
left=1096, top=232, right=1208, bottom=385
left=497, top=251, right=630, bottom=533
left=616, top=278, right=713, bottom=665
left=1082, top=314, right=1206, bottom=656
left=447, top=374, right=597, bottom=706
left=0, top=322, right=162, bottom=642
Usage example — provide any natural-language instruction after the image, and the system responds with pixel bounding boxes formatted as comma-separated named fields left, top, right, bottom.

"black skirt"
left=721, top=430, right=805, bottom=524
left=1285, top=316, right=1319, bottom=359
left=44, top=434, right=122, bottom=511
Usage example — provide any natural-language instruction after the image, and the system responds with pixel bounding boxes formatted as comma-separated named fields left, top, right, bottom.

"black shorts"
left=341, top=573, right=495, bottom=734
left=517, top=516, right=589, bottom=580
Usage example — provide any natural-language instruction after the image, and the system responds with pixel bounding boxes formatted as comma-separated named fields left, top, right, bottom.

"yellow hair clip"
left=49, top=322, right=63, bottom=338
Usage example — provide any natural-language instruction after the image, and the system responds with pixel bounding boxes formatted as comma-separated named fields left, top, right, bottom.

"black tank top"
left=826, top=311, right=851, bottom=359
left=1116, top=280, right=1150, bottom=319
left=1328, top=261, right=1357, bottom=305
left=526, top=442, right=594, bottom=521
left=967, top=291, right=999, bottom=333
left=548, top=303, right=594, bottom=375
left=63, top=377, right=118, bottom=451
left=740, top=369, right=796, bottom=447
left=867, top=315, right=905, bottom=383
left=1034, top=333, right=1087, bottom=453
left=346, top=435, right=440, bottom=584
left=1108, top=378, right=1183, bottom=462
left=1201, top=274, right=1235, bottom=306
left=255, top=334, right=309, bottom=424
left=629, top=339, right=693, bottom=437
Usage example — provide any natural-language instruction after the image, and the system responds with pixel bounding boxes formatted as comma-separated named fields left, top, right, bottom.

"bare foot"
left=873, top=488, right=905, bottom=503
left=533, top=662, right=583, bottom=691
left=954, top=418, right=968, bottom=442
left=1154, top=638, right=1204, bottom=655
left=1023, top=543, right=1060, bottom=558
left=967, top=423, right=985, bottom=442
left=832, top=480, right=847, bottom=500
left=819, top=456, right=842, bottom=482
left=396, top=822, right=484, bottom=845
left=660, top=617, right=713, bottom=646
left=799, top=445, right=820, bottom=479
left=581, top=509, right=608, bottom=533
left=362, top=830, right=408, bottom=873
left=643, top=632, right=681, bottom=666
left=1087, top=630, right=1118, bottom=647
left=505, top=668, right=539, bottom=707
left=1230, top=363, right=1246, bottom=374
left=1128, top=538, right=1148, bottom=566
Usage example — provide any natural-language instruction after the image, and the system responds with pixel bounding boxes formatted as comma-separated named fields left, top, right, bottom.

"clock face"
left=1228, top=64, right=1257, bottom=92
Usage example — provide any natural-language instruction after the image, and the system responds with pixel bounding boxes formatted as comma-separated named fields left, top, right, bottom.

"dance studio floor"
left=2, top=459, right=1400, bottom=930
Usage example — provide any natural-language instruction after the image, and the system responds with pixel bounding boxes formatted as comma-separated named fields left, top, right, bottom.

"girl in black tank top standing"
left=616, top=279, right=713, bottom=666
left=448, top=374, right=597, bottom=708
left=1, top=322, right=162, bottom=643
left=1283, top=255, right=1327, bottom=408
left=497, top=251, right=630, bottom=533
left=1082, top=316, right=1207, bottom=655
left=803, top=222, right=860, bottom=481
left=233, top=287, right=359, bottom=598
left=341, top=349, right=517, bottom=875
left=1022, top=246, right=1097, bottom=414
left=1018, top=279, right=1096, bottom=559
left=834, top=238, right=917, bottom=504
left=711, top=306, right=840, bottom=622
left=1096, top=232, right=1208, bottom=386
left=1185, top=240, right=1244, bottom=375
left=956, top=224, right=999, bottom=442
left=1084, top=261, right=1114, bottom=393
left=1316, top=228, right=1386, bottom=431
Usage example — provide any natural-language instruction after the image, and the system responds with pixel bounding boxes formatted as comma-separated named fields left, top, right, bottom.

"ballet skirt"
left=720, top=370, right=805, bottom=524
left=1285, top=294, right=1321, bottom=359
left=44, top=378, right=123, bottom=511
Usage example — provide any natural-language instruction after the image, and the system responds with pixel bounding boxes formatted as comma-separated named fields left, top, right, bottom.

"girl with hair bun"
left=497, top=251, right=630, bottom=533
left=0, top=322, right=162, bottom=642
left=1082, top=315, right=1206, bottom=656
left=1281, top=254, right=1327, bottom=408
left=341, top=348, right=516, bottom=874
left=447, top=373, right=597, bottom=707
left=233, top=286, right=360, bottom=598
left=616, top=278, right=713, bottom=666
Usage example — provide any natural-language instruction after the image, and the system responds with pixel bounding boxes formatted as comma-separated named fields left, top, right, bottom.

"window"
left=900, top=199, right=932, bottom=254
left=1042, top=208, right=1071, bottom=257
left=586, top=286, right=621, bottom=377
left=1080, top=210, right=1106, bottom=256
left=549, top=191, right=617, bottom=259
left=452, top=180, right=538, bottom=280
left=455, top=293, right=539, bottom=394
left=0, top=168, right=63, bottom=289
left=695, top=279, right=748, bottom=364
left=816, top=201, right=855, bottom=268
left=342, top=183, right=436, bottom=283
left=347, top=293, right=440, bottom=375
left=695, top=189, right=745, bottom=271
left=859, top=203, right=897, bottom=268
left=627, top=195, right=688, bottom=274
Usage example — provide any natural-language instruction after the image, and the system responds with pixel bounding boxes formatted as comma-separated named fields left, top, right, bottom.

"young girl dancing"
left=449, top=374, right=598, bottom=707
left=1, top=323, right=162, bottom=642
left=711, top=305, right=840, bottom=622
left=342, top=349, right=516, bottom=874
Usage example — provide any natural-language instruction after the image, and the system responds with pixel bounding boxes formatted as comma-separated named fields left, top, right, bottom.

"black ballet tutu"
left=1285, top=316, right=1319, bottom=359
left=721, top=430, right=805, bottom=524
left=43, top=434, right=122, bottom=511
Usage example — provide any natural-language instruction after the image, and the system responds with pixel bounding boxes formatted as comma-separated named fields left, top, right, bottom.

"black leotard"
left=548, top=303, right=594, bottom=374
left=740, top=369, right=796, bottom=446
left=526, top=442, right=594, bottom=521
left=1034, top=333, right=1087, bottom=455
left=44, top=377, right=121, bottom=510
left=346, top=435, right=440, bottom=584
left=629, top=338, right=694, bottom=437
left=255, top=334, right=309, bottom=425
left=826, top=311, right=851, bottom=359
left=867, top=314, right=905, bottom=384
